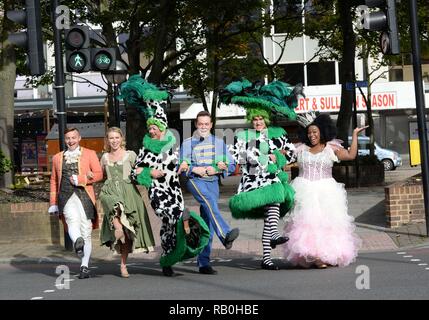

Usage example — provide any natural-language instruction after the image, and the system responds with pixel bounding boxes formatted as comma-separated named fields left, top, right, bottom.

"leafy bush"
left=0, top=149, right=13, bottom=176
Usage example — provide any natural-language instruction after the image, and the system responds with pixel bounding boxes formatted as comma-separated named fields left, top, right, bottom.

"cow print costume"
left=230, top=128, right=296, bottom=196
left=221, top=78, right=303, bottom=269
left=132, top=129, right=183, bottom=256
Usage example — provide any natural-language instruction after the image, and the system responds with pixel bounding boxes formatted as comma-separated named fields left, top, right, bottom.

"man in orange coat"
left=49, top=127, right=103, bottom=279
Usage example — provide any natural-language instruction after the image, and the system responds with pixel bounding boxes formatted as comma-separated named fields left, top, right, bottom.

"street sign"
left=356, top=80, right=368, bottom=87
left=346, top=81, right=369, bottom=91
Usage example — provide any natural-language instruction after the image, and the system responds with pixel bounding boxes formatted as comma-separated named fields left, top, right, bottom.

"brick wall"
left=0, top=202, right=63, bottom=244
left=0, top=186, right=162, bottom=245
left=385, top=181, right=425, bottom=228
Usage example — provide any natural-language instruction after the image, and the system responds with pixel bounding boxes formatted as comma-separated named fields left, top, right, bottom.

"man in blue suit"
left=178, top=111, right=239, bottom=275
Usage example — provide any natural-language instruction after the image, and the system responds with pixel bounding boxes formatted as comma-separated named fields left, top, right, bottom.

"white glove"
left=71, top=174, right=78, bottom=186
left=48, top=205, right=59, bottom=215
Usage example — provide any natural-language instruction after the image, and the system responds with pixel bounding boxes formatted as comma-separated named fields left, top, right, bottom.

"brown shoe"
left=315, top=260, right=328, bottom=269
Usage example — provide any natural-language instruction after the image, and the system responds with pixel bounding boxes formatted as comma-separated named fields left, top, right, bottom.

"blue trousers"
left=186, top=178, right=231, bottom=267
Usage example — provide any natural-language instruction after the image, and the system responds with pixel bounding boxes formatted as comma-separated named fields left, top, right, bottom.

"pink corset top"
left=297, top=146, right=338, bottom=181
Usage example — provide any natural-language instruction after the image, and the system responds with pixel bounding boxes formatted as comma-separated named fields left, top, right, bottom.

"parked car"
left=348, top=136, right=402, bottom=171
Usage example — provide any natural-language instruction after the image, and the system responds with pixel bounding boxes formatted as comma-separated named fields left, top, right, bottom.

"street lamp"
left=103, top=60, right=128, bottom=127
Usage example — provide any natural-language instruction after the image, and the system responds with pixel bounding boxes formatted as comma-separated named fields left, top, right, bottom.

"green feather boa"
left=136, top=167, right=152, bottom=187
left=143, top=129, right=176, bottom=154
left=229, top=181, right=294, bottom=219
left=160, top=211, right=210, bottom=267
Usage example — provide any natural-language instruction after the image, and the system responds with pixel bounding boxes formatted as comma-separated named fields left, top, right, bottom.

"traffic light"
left=359, top=0, right=400, bottom=55
left=65, top=25, right=91, bottom=73
left=65, top=25, right=117, bottom=73
left=6, top=0, right=45, bottom=76
left=91, top=48, right=116, bottom=71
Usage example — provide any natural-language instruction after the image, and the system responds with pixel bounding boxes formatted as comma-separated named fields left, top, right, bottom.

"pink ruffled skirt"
left=283, top=177, right=361, bottom=268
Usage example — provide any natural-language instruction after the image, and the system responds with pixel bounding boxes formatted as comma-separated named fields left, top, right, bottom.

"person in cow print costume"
left=119, top=75, right=210, bottom=277
left=221, top=79, right=304, bottom=270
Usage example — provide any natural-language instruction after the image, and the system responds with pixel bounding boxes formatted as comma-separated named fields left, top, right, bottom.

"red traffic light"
left=65, top=26, right=90, bottom=50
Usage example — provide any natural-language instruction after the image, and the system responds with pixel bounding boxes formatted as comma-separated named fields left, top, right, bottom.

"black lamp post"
left=103, top=60, right=128, bottom=127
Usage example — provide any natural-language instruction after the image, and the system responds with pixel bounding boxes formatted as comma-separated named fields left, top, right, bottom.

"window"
left=389, top=68, right=403, bottom=82
left=306, top=61, right=336, bottom=85
left=280, top=63, right=304, bottom=85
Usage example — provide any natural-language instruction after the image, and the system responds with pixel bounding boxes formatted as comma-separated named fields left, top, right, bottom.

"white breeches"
left=63, top=193, right=93, bottom=267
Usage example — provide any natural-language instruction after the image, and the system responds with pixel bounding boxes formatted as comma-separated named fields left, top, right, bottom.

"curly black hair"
left=298, top=113, right=337, bottom=146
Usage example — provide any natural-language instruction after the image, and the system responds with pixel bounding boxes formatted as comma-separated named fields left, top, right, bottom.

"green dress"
left=99, top=150, right=155, bottom=254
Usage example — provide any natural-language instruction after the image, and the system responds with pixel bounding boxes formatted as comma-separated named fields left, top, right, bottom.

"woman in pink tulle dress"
left=283, top=113, right=366, bottom=269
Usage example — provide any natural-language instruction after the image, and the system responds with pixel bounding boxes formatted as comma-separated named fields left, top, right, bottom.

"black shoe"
left=270, top=236, right=289, bottom=249
left=224, top=228, right=240, bottom=250
left=261, top=261, right=279, bottom=270
left=74, top=237, right=85, bottom=258
left=78, top=266, right=91, bottom=279
left=199, top=266, right=218, bottom=275
left=162, top=266, right=176, bottom=277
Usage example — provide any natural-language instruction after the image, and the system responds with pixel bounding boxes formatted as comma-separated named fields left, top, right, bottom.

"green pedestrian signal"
left=69, top=52, right=86, bottom=72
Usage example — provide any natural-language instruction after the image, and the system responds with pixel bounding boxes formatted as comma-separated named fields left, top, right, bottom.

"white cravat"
left=64, top=146, right=80, bottom=185
left=64, top=146, right=81, bottom=162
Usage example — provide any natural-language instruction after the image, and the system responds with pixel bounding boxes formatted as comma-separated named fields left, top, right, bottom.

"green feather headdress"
left=119, top=74, right=170, bottom=130
left=220, top=78, right=304, bottom=121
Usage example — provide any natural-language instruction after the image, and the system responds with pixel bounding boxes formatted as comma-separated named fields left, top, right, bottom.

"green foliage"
left=0, top=149, right=13, bottom=176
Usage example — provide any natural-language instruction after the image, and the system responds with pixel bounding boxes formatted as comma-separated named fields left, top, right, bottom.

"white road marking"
left=397, top=252, right=406, bottom=254
left=418, top=263, right=428, bottom=266
left=403, top=255, right=413, bottom=258
left=43, top=290, right=55, bottom=293
left=410, top=259, right=421, bottom=262
left=30, top=297, right=44, bottom=300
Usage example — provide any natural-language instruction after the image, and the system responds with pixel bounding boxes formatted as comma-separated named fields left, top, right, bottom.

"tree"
left=305, top=0, right=429, bottom=147
left=0, top=0, right=19, bottom=188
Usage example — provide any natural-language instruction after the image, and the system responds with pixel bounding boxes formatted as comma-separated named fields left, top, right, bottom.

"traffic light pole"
left=409, top=0, right=429, bottom=236
left=51, top=0, right=72, bottom=250
left=114, top=84, right=120, bottom=127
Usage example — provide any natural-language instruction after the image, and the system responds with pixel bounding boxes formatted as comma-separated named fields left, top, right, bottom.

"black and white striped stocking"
left=262, top=203, right=281, bottom=265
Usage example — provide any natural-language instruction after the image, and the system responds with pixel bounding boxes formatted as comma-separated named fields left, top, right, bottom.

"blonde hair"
left=104, top=127, right=126, bottom=152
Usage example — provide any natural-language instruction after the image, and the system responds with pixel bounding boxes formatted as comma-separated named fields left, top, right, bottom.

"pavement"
left=1, top=155, right=428, bottom=264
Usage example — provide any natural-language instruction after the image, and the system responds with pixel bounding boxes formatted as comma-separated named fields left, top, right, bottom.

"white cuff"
left=72, top=175, right=78, bottom=186
left=48, top=205, right=59, bottom=213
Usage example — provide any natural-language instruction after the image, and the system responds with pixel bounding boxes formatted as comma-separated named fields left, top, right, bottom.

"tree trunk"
left=0, top=43, right=16, bottom=188
left=147, top=0, right=176, bottom=85
left=125, top=12, right=146, bottom=152
left=337, top=2, right=356, bottom=147
left=127, top=18, right=141, bottom=76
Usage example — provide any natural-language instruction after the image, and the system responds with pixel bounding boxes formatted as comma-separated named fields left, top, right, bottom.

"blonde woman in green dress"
left=99, top=127, right=155, bottom=278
